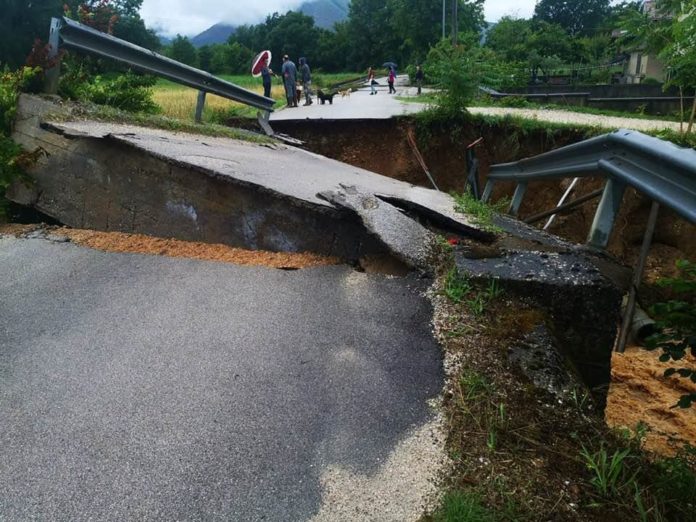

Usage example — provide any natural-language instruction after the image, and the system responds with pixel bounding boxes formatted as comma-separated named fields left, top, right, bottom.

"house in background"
left=619, top=0, right=666, bottom=84
left=623, top=50, right=665, bottom=83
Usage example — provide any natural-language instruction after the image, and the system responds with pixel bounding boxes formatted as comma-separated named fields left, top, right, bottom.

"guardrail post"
left=587, top=178, right=626, bottom=249
left=481, top=180, right=495, bottom=202
left=45, top=17, right=62, bottom=94
left=508, top=181, right=528, bottom=217
left=257, top=110, right=274, bottom=136
left=194, top=91, right=206, bottom=123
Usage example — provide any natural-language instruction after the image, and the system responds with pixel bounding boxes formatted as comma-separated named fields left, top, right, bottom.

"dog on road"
left=339, top=89, right=351, bottom=98
left=317, top=89, right=336, bottom=105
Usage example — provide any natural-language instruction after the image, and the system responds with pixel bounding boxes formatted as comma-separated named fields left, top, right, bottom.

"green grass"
left=396, top=92, right=439, bottom=105
left=452, top=191, right=508, bottom=233
left=50, top=103, right=274, bottom=144
left=443, top=267, right=472, bottom=304
left=429, top=491, right=497, bottom=522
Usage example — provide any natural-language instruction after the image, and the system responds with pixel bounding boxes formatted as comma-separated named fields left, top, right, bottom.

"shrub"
left=497, top=95, right=530, bottom=108
left=0, top=66, right=42, bottom=218
left=60, top=68, right=159, bottom=113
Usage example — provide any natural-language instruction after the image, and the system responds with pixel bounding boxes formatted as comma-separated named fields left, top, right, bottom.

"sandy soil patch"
left=0, top=225, right=339, bottom=269
left=607, top=346, right=696, bottom=456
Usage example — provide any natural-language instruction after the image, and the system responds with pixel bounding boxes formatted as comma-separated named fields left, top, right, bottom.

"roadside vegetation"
left=424, top=235, right=696, bottom=522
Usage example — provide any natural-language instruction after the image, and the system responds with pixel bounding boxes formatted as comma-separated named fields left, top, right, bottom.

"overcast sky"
left=140, top=0, right=539, bottom=37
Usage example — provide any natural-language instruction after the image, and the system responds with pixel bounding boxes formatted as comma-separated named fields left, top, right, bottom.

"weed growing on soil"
left=452, top=191, right=508, bottom=233
left=426, top=491, right=496, bottom=522
left=580, top=445, right=636, bottom=499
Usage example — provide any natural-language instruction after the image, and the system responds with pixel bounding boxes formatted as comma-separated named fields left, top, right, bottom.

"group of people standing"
left=262, top=57, right=424, bottom=105
left=261, top=55, right=313, bottom=107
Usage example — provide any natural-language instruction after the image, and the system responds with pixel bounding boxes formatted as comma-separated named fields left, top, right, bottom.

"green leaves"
left=645, top=259, right=696, bottom=409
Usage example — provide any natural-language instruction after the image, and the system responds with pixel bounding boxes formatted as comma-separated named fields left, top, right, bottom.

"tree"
left=168, top=35, right=197, bottom=67
left=485, top=17, right=533, bottom=63
left=534, top=0, right=611, bottom=36
left=345, top=0, right=396, bottom=70
left=0, top=0, right=64, bottom=68
left=657, top=0, right=696, bottom=133
left=230, top=12, right=322, bottom=71
left=621, top=0, right=696, bottom=133
left=198, top=45, right=213, bottom=72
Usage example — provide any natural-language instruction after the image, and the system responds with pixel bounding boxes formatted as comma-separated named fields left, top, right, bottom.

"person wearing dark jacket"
left=415, top=65, right=424, bottom=95
left=281, top=55, right=298, bottom=107
left=299, top=57, right=313, bottom=106
left=261, top=58, right=274, bottom=99
left=388, top=67, right=396, bottom=94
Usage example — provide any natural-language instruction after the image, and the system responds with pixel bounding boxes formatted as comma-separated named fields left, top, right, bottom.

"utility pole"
left=452, top=0, right=458, bottom=45
left=442, top=0, right=446, bottom=40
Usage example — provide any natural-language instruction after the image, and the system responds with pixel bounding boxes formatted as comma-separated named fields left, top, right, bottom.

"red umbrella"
left=251, top=50, right=272, bottom=77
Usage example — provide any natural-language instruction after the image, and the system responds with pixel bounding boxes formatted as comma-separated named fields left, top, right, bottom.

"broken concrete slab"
left=9, top=95, right=485, bottom=267
left=454, top=222, right=623, bottom=408
left=319, top=187, right=435, bottom=271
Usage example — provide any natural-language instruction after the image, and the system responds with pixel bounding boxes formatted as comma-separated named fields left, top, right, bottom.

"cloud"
left=140, top=0, right=307, bottom=36
left=483, top=0, right=537, bottom=22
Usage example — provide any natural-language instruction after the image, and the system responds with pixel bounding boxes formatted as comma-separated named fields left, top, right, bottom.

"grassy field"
left=152, top=73, right=360, bottom=121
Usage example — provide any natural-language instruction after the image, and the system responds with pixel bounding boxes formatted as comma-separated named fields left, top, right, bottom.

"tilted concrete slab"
left=319, top=188, right=436, bottom=271
left=9, top=95, right=483, bottom=266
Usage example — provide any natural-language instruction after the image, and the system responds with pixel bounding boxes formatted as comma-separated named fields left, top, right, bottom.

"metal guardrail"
left=45, top=17, right=274, bottom=125
left=483, top=129, right=696, bottom=248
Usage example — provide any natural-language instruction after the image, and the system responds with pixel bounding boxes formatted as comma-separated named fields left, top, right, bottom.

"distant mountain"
left=186, top=0, right=349, bottom=47
left=299, top=0, right=350, bottom=29
left=191, top=23, right=236, bottom=47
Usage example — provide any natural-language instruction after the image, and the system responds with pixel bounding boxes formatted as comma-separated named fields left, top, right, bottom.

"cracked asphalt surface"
left=0, top=236, right=443, bottom=521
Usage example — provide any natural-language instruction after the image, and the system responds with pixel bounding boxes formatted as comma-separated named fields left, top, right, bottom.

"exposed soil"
left=607, top=346, right=696, bottom=456
left=0, top=224, right=340, bottom=269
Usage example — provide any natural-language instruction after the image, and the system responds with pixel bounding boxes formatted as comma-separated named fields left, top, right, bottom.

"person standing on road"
left=415, top=65, right=424, bottom=95
left=368, top=66, right=377, bottom=95
left=261, top=58, right=274, bottom=99
left=299, top=57, right=313, bottom=106
left=388, top=66, right=396, bottom=94
left=281, top=54, right=298, bottom=107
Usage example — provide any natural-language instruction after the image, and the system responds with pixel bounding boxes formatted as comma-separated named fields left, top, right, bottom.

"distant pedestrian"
left=261, top=58, right=274, bottom=99
left=415, top=65, right=424, bottom=95
left=388, top=67, right=396, bottom=94
left=299, top=57, right=313, bottom=106
left=368, top=66, right=377, bottom=95
left=281, top=54, right=298, bottom=107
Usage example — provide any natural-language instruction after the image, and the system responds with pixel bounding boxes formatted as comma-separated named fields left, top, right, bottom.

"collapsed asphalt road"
left=0, top=236, right=444, bottom=521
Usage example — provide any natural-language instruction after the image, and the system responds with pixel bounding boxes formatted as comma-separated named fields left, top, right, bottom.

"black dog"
left=317, top=89, right=335, bottom=105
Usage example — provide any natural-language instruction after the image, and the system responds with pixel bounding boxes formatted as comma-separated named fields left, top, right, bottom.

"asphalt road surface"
left=0, top=236, right=443, bottom=521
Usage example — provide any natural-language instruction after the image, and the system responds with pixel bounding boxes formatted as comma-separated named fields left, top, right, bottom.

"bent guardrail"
left=483, top=129, right=696, bottom=249
left=45, top=17, right=274, bottom=129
